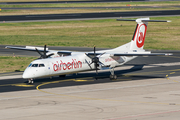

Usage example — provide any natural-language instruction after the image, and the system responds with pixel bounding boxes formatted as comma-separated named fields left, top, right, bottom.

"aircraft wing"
left=5, top=46, right=49, bottom=52
left=6, top=46, right=74, bottom=56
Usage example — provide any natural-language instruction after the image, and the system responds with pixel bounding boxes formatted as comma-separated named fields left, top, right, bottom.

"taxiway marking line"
left=166, top=71, right=179, bottom=83
left=0, top=83, right=34, bottom=87
left=170, top=72, right=176, bottom=74
left=73, top=79, right=94, bottom=82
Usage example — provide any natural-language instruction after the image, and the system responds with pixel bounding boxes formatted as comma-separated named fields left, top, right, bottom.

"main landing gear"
left=28, top=79, right=34, bottom=84
left=109, top=68, right=117, bottom=80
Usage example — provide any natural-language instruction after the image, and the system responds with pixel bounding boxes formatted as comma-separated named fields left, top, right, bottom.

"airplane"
left=6, top=17, right=172, bottom=84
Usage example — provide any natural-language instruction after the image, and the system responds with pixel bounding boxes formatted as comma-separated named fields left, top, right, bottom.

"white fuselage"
left=22, top=50, right=136, bottom=79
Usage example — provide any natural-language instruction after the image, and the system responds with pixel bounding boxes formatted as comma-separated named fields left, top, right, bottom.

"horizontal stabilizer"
left=117, top=19, right=171, bottom=23
left=111, top=53, right=173, bottom=56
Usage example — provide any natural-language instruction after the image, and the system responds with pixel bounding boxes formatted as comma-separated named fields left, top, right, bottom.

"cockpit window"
left=39, top=64, right=45, bottom=67
left=32, top=64, right=38, bottom=67
left=29, top=63, right=45, bottom=67
left=28, top=63, right=32, bottom=67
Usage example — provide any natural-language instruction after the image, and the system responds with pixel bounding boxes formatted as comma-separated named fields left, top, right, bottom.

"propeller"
left=35, top=45, right=54, bottom=59
left=85, top=46, right=105, bottom=74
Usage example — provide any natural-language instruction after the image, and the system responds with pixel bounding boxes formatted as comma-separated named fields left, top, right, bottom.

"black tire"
left=114, top=75, right=117, bottom=80
left=110, top=75, right=114, bottom=80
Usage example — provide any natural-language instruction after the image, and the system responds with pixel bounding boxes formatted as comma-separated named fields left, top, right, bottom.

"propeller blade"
left=47, top=53, right=54, bottom=58
left=98, top=52, right=106, bottom=58
left=35, top=48, right=44, bottom=58
left=89, top=61, right=93, bottom=66
left=44, top=44, right=47, bottom=57
left=86, top=46, right=105, bottom=75
left=95, top=63, right=98, bottom=75
left=94, top=46, right=96, bottom=57
left=99, top=61, right=105, bottom=66
left=85, top=53, right=93, bottom=59
left=85, top=59, right=92, bottom=69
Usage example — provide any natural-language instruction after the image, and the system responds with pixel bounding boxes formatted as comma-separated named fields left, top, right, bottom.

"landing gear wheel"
left=114, top=75, right=117, bottom=79
left=110, top=75, right=114, bottom=80
left=28, top=79, right=34, bottom=84
left=110, top=75, right=117, bottom=80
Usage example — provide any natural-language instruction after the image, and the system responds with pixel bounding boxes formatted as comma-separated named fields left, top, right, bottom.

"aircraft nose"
left=22, top=68, right=33, bottom=79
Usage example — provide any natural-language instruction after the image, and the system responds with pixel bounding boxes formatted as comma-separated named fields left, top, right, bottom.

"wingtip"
left=165, top=53, right=173, bottom=56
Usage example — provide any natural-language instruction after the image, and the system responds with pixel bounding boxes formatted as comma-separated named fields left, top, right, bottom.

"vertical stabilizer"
left=116, top=18, right=171, bottom=51
left=130, top=18, right=149, bottom=50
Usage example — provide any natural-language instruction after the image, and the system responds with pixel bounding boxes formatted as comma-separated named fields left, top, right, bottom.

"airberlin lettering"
left=105, top=57, right=120, bottom=62
left=53, top=59, right=82, bottom=71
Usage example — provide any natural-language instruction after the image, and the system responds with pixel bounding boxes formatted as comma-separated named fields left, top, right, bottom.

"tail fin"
left=117, top=18, right=171, bottom=51
left=130, top=18, right=149, bottom=50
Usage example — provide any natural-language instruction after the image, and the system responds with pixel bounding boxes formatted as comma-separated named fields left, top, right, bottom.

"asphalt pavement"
left=1, top=10, right=180, bottom=22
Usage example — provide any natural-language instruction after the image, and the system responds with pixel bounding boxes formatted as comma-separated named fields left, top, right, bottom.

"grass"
left=0, top=56, right=36, bottom=73
left=0, top=16, right=179, bottom=50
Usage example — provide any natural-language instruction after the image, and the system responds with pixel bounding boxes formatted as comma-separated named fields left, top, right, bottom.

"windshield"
left=39, top=64, right=45, bottom=67
left=32, top=64, right=38, bottom=67
left=28, top=63, right=32, bottom=67
left=29, top=63, right=45, bottom=67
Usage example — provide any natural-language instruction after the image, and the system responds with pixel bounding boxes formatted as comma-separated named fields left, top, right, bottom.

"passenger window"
left=39, top=64, right=45, bottom=67
left=32, top=64, right=38, bottom=67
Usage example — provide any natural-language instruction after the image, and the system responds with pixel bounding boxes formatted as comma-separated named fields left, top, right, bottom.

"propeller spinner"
left=85, top=46, right=105, bottom=74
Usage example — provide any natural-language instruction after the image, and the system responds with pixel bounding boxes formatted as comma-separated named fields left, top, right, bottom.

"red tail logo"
left=134, top=24, right=147, bottom=48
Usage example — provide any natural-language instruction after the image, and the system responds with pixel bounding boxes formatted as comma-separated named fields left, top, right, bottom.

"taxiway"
left=1, top=10, right=180, bottom=22
left=0, top=61, right=180, bottom=120
left=0, top=46, right=180, bottom=120
left=0, top=2, right=180, bottom=118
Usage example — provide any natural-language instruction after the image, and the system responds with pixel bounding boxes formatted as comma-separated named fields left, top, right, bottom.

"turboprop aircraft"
left=6, top=18, right=172, bottom=84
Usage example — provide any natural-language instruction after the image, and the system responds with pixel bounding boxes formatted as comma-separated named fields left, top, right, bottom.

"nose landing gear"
left=28, top=79, right=34, bottom=84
